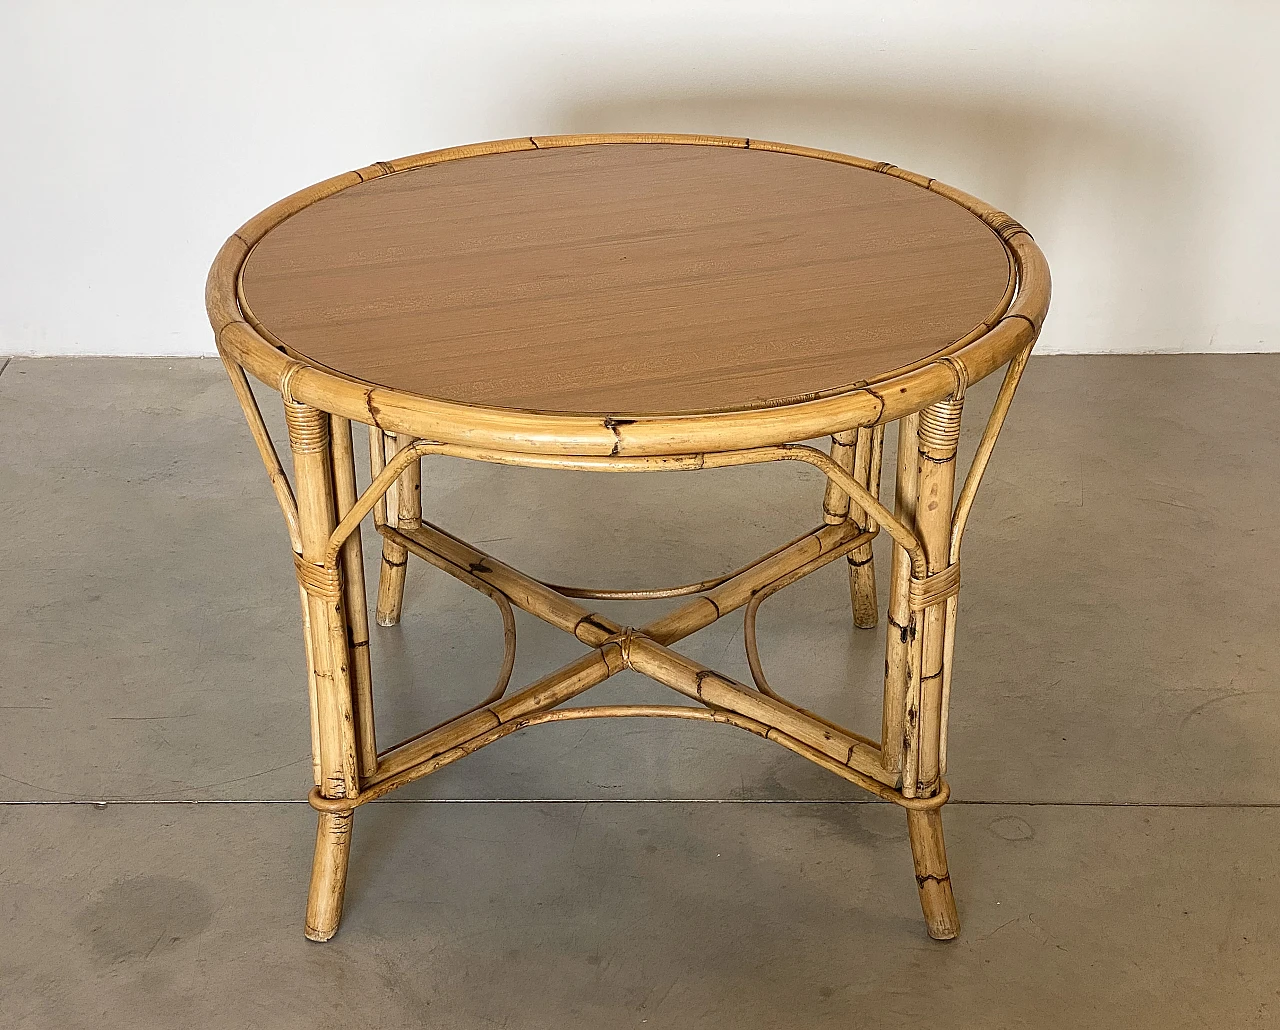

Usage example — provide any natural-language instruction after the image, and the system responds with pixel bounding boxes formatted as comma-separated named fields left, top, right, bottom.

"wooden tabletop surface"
left=239, top=143, right=1013, bottom=416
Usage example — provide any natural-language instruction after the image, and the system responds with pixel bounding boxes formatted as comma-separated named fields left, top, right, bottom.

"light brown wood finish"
left=209, top=134, right=1049, bottom=944
left=239, top=143, right=1012, bottom=417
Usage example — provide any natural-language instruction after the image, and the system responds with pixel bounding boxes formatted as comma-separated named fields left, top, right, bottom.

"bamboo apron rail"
left=205, top=133, right=1050, bottom=942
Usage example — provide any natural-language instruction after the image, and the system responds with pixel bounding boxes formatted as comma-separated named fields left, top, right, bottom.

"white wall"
left=2, top=1, right=1276, bottom=357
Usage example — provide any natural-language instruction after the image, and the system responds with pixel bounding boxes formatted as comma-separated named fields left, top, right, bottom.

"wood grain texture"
left=240, top=143, right=1012, bottom=416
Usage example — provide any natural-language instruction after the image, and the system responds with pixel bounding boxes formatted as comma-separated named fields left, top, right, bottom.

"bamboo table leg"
left=847, top=425, right=884, bottom=628
left=285, top=399, right=361, bottom=941
left=823, top=426, right=883, bottom=629
left=881, top=413, right=920, bottom=781
left=902, top=395, right=965, bottom=939
left=376, top=432, right=418, bottom=626
left=331, top=416, right=377, bottom=777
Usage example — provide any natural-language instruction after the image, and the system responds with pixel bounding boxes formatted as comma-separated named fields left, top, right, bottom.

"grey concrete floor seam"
left=4, top=798, right=1280, bottom=808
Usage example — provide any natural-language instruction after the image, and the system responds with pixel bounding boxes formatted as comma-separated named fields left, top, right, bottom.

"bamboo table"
left=206, top=134, right=1049, bottom=942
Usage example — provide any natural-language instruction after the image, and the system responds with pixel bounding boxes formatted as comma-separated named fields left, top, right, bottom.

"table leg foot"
left=305, top=811, right=354, bottom=942
left=907, top=807, right=960, bottom=940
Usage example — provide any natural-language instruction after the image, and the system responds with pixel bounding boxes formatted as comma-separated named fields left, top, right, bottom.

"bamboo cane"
left=396, top=433, right=422, bottom=531
left=389, top=521, right=617, bottom=643
left=642, top=521, right=862, bottom=645
left=381, top=431, right=399, bottom=528
left=371, top=647, right=625, bottom=787
left=743, top=529, right=878, bottom=744
left=312, top=703, right=952, bottom=815
left=882, top=413, right=919, bottom=777
left=904, top=395, right=964, bottom=939
left=537, top=524, right=830, bottom=601
left=939, top=344, right=1034, bottom=774
left=217, top=350, right=302, bottom=551
left=368, top=425, right=388, bottom=528
left=298, top=584, right=321, bottom=787
left=330, top=416, right=377, bottom=776
left=375, top=433, right=411, bottom=626
left=912, top=398, right=962, bottom=797
left=626, top=635, right=890, bottom=786
left=847, top=425, right=882, bottom=628
left=285, top=399, right=360, bottom=941
left=822, top=431, right=855, bottom=524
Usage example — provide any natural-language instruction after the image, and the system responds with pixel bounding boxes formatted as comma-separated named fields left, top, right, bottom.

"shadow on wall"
left=543, top=86, right=1210, bottom=355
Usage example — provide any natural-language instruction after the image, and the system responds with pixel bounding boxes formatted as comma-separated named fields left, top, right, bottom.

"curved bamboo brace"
left=309, top=702, right=949, bottom=813
left=517, top=705, right=928, bottom=808
left=934, top=342, right=1035, bottom=774
left=389, top=537, right=518, bottom=716
left=323, top=439, right=927, bottom=579
left=367, top=425, right=389, bottom=528
left=524, top=704, right=757, bottom=725
left=538, top=525, right=826, bottom=601
left=544, top=572, right=743, bottom=601
left=325, top=439, right=433, bottom=567
left=743, top=532, right=876, bottom=741
left=218, top=349, right=302, bottom=552
left=949, top=342, right=1035, bottom=562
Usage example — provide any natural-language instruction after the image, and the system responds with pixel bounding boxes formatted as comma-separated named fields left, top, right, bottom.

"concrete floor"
left=1, top=355, right=1278, bottom=1027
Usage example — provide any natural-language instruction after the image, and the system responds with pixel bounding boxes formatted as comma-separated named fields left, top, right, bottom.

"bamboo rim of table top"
left=205, top=133, right=1050, bottom=458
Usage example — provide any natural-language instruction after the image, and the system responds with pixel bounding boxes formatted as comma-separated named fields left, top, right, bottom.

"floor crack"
left=3, top=798, right=1279, bottom=808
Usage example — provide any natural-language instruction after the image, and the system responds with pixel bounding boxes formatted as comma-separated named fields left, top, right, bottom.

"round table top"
left=238, top=141, right=1014, bottom=417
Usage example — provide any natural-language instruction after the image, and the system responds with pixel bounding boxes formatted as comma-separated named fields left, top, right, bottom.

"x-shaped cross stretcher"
left=303, top=438, right=956, bottom=817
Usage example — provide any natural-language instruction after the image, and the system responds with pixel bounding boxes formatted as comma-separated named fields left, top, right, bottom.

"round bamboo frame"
left=206, top=134, right=1049, bottom=945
